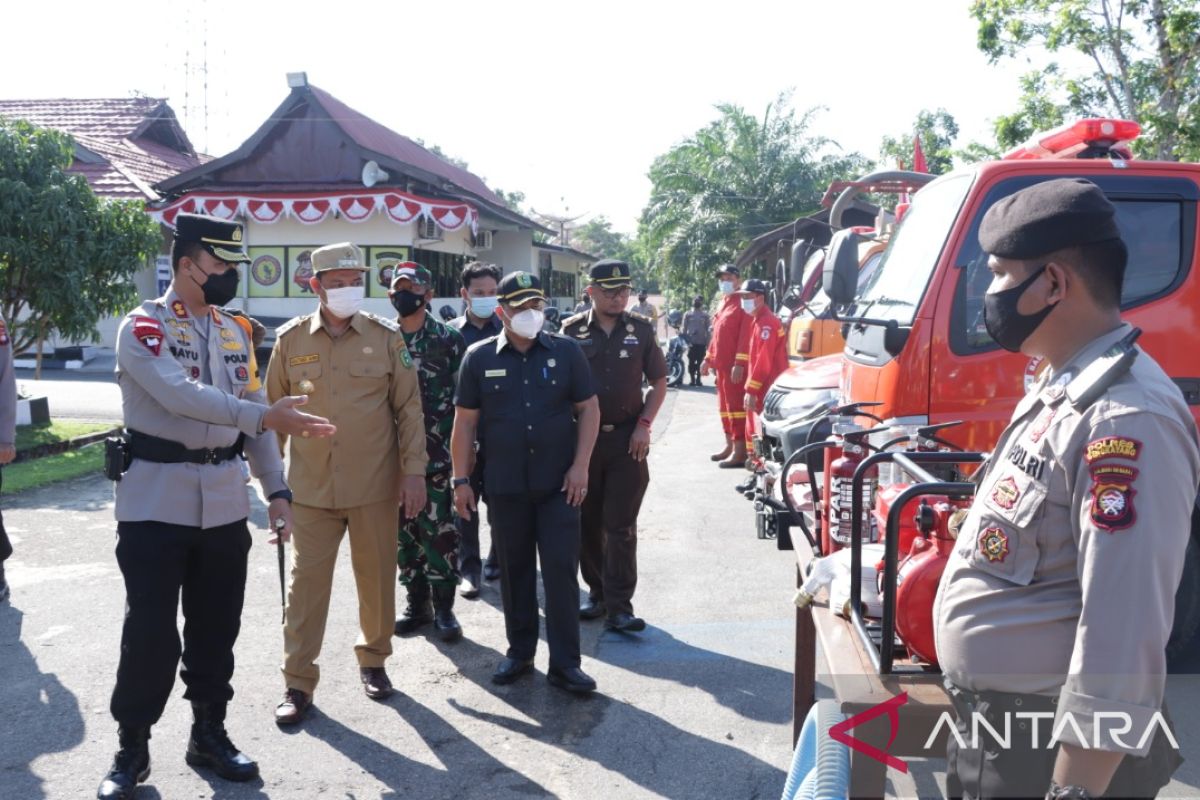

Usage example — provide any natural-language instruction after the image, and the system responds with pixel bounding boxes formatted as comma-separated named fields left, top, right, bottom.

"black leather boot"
left=184, top=702, right=259, bottom=782
left=431, top=584, right=462, bottom=642
left=97, top=725, right=151, bottom=799
left=394, top=583, right=433, bottom=635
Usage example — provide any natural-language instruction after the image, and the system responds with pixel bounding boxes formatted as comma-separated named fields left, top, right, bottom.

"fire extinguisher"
left=820, top=418, right=856, bottom=553
left=830, top=427, right=877, bottom=548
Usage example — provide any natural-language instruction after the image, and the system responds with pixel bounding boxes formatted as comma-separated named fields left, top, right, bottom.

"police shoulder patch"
left=131, top=316, right=164, bottom=356
left=1085, top=436, right=1141, bottom=463
left=1089, top=462, right=1138, bottom=531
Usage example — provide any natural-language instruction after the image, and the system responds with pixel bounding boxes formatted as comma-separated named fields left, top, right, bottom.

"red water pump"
left=888, top=498, right=970, bottom=667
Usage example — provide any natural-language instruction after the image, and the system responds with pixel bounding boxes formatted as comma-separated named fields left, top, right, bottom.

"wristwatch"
left=451, top=477, right=470, bottom=489
left=1046, top=782, right=1093, bottom=800
left=268, top=489, right=294, bottom=503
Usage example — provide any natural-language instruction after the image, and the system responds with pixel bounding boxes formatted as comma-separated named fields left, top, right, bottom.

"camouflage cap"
left=311, top=242, right=368, bottom=273
left=390, top=261, right=433, bottom=289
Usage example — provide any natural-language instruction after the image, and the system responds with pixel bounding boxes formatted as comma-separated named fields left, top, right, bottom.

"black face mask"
left=983, top=264, right=1058, bottom=353
left=192, top=264, right=240, bottom=307
left=391, top=290, right=426, bottom=318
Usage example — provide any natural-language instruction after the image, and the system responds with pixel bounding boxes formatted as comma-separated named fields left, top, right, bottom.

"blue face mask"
left=740, top=297, right=757, bottom=314
left=469, top=296, right=499, bottom=318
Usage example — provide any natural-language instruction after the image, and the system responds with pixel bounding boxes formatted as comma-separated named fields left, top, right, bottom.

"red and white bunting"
left=147, top=190, right=479, bottom=234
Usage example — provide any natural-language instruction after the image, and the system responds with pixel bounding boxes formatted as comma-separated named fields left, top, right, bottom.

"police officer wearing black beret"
left=97, top=214, right=335, bottom=798
left=450, top=271, right=602, bottom=693
left=934, top=179, right=1199, bottom=800
left=563, top=259, right=667, bottom=631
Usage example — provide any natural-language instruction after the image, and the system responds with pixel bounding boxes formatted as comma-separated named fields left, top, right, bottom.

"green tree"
left=568, top=216, right=656, bottom=290
left=637, top=94, right=867, bottom=304
left=880, top=108, right=962, bottom=174
left=0, top=118, right=161, bottom=369
left=972, top=0, right=1200, bottom=160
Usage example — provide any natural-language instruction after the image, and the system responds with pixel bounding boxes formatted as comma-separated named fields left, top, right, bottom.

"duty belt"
left=945, top=680, right=1057, bottom=720
left=127, top=429, right=245, bottom=465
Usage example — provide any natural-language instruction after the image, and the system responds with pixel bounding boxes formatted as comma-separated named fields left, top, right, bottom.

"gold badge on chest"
left=298, top=379, right=315, bottom=395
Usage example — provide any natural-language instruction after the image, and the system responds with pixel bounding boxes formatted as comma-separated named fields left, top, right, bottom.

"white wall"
left=485, top=229, right=533, bottom=273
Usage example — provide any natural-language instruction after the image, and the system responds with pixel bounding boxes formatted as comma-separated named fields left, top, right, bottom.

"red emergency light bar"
left=1002, top=118, right=1141, bottom=161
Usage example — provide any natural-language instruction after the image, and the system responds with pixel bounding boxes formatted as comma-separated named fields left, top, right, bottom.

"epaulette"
left=1063, top=328, right=1142, bottom=412
left=361, top=311, right=400, bottom=332
left=628, top=310, right=652, bottom=324
left=562, top=312, right=587, bottom=327
left=275, top=314, right=309, bottom=338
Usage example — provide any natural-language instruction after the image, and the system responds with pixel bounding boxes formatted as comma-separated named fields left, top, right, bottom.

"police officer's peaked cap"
left=589, top=259, right=632, bottom=287
left=311, top=242, right=368, bottom=273
left=174, top=213, right=250, bottom=263
left=496, top=271, right=545, bottom=304
left=391, top=261, right=432, bottom=288
left=715, top=263, right=740, bottom=278
left=978, top=178, right=1122, bottom=259
left=735, top=278, right=771, bottom=296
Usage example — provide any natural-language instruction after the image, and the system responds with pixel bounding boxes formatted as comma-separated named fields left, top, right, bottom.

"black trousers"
left=0, top=469, right=10, bottom=562
left=489, top=490, right=581, bottom=670
left=456, top=457, right=496, bottom=582
left=580, top=424, right=650, bottom=616
left=687, top=343, right=706, bottom=380
left=946, top=685, right=1181, bottom=800
left=110, top=519, right=251, bottom=728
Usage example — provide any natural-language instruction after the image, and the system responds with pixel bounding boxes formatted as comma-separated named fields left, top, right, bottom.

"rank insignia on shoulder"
left=979, top=526, right=1010, bottom=562
left=171, top=300, right=188, bottom=319
left=1085, top=436, right=1141, bottom=463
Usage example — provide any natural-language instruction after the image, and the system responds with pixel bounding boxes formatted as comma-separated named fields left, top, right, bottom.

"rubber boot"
left=97, top=725, right=151, bottom=799
left=719, top=439, right=748, bottom=468
left=432, top=584, right=463, bottom=642
left=710, top=437, right=733, bottom=461
left=184, top=702, right=259, bottom=782
left=394, top=583, right=433, bottom=635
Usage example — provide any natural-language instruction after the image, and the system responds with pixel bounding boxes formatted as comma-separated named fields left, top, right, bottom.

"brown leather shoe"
left=274, top=688, right=311, bottom=726
left=359, top=667, right=394, bottom=700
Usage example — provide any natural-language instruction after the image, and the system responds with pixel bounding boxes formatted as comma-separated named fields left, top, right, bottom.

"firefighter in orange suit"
left=736, top=279, right=788, bottom=452
left=701, top=265, right=752, bottom=468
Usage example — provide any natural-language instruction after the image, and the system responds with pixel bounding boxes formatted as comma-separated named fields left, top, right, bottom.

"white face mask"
left=509, top=308, right=544, bottom=339
left=324, top=285, right=365, bottom=319
left=719, top=280, right=735, bottom=294
left=740, top=297, right=758, bottom=314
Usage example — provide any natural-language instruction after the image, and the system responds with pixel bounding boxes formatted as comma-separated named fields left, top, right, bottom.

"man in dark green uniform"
left=390, top=263, right=468, bottom=641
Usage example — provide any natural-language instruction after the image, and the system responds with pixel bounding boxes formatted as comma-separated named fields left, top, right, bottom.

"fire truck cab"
left=823, top=119, right=1200, bottom=655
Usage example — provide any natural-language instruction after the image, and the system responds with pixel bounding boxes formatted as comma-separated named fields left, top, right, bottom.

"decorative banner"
left=367, top=247, right=411, bottom=299
left=287, top=246, right=319, bottom=297
left=147, top=189, right=479, bottom=234
left=248, top=247, right=286, bottom=298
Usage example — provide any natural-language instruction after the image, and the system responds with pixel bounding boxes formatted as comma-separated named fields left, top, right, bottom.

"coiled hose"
left=780, top=699, right=850, bottom=800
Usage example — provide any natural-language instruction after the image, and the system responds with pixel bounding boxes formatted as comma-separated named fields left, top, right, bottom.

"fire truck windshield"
left=854, top=173, right=973, bottom=327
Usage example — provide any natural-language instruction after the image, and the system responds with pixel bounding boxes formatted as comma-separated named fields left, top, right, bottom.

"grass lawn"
left=15, top=420, right=116, bottom=452
left=4, top=442, right=105, bottom=494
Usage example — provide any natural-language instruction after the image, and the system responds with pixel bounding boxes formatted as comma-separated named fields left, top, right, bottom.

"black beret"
left=978, top=178, right=1121, bottom=259
left=174, top=213, right=250, bottom=263
left=496, top=271, right=545, bottom=303
left=589, top=259, right=632, bottom=287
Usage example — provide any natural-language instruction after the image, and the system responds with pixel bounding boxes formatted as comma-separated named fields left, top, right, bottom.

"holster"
left=104, top=435, right=131, bottom=482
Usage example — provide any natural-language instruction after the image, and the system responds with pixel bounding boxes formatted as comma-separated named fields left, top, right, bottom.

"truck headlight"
left=776, top=387, right=837, bottom=420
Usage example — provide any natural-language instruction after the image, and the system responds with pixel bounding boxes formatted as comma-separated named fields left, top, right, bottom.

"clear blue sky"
left=4, top=0, right=1032, bottom=233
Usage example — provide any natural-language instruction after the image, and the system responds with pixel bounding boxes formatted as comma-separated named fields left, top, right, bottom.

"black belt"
left=127, top=430, right=244, bottom=465
left=945, top=681, right=1057, bottom=719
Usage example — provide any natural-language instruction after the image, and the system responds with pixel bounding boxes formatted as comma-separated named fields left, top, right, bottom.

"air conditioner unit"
left=418, top=216, right=441, bottom=240
left=475, top=230, right=493, bottom=251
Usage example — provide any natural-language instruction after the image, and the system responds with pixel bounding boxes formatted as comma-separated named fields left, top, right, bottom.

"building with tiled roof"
left=0, top=96, right=205, bottom=200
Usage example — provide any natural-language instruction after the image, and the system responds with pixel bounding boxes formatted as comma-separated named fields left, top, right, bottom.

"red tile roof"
left=0, top=97, right=206, bottom=200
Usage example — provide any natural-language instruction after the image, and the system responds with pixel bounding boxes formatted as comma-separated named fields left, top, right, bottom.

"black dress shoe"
left=579, top=598, right=606, bottom=620
left=491, top=657, right=534, bottom=685
left=482, top=562, right=501, bottom=582
left=547, top=666, right=597, bottom=694
left=605, top=612, right=647, bottom=632
left=274, top=689, right=312, bottom=725
left=359, top=667, right=394, bottom=700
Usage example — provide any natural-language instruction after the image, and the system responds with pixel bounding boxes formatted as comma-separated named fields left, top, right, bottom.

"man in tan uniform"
left=98, top=214, right=335, bottom=800
left=268, top=242, right=426, bottom=725
left=933, top=179, right=1200, bottom=799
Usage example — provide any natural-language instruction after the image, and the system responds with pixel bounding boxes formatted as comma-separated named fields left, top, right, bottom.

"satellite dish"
left=362, top=160, right=390, bottom=188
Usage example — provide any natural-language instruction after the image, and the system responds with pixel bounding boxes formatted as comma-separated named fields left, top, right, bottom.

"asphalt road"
left=14, top=364, right=123, bottom=422
left=0, top=384, right=801, bottom=799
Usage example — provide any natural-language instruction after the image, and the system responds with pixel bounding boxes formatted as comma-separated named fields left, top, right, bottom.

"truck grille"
left=762, top=386, right=788, bottom=421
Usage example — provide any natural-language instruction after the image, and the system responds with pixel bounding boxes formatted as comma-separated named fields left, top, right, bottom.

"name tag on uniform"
left=623, top=336, right=639, bottom=345
left=485, top=369, right=507, bottom=377
left=289, top=354, right=320, bottom=366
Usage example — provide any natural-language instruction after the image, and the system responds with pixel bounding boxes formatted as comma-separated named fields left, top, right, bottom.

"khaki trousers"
left=281, top=498, right=399, bottom=694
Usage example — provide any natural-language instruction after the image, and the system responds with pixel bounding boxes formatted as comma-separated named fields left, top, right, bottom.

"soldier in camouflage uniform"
left=389, top=263, right=468, bottom=641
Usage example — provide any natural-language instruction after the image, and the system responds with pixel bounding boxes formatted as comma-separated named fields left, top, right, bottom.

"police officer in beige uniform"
left=933, top=179, right=1200, bottom=800
left=98, top=214, right=335, bottom=800
left=267, top=242, right=427, bottom=725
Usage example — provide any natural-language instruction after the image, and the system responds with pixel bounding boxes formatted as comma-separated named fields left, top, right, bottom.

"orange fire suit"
left=705, top=294, right=751, bottom=440
left=743, top=306, right=788, bottom=445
